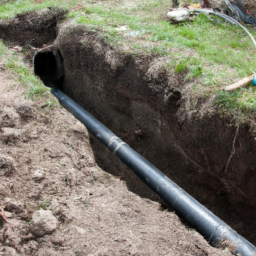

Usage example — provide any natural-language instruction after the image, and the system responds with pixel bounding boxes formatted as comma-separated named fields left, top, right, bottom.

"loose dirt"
left=0, top=52, right=235, bottom=255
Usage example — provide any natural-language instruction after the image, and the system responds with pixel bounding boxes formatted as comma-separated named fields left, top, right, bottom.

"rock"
left=32, top=169, right=46, bottom=182
left=4, top=198, right=23, bottom=213
left=0, top=154, right=16, bottom=176
left=14, top=101, right=33, bottom=120
left=30, top=210, right=58, bottom=237
left=167, top=10, right=189, bottom=23
left=0, top=107, right=20, bottom=128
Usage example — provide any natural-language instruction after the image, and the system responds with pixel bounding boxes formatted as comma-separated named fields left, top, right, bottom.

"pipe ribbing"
left=50, top=86, right=256, bottom=256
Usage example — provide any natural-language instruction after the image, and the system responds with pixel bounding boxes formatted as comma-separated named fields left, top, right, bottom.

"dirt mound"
left=0, top=8, right=66, bottom=47
left=0, top=54, right=235, bottom=255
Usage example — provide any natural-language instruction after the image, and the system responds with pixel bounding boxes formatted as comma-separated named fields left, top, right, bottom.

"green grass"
left=38, top=198, right=51, bottom=210
left=4, top=56, right=49, bottom=98
left=0, top=0, right=78, bottom=19
left=216, top=86, right=256, bottom=115
left=68, top=3, right=256, bottom=115
left=1, top=0, right=256, bottom=116
left=0, top=40, right=49, bottom=98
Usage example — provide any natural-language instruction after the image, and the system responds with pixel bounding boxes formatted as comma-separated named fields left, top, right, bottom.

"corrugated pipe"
left=34, top=51, right=256, bottom=256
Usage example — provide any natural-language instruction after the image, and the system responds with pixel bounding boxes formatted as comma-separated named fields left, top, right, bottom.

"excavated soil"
left=0, top=52, right=236, bottom=255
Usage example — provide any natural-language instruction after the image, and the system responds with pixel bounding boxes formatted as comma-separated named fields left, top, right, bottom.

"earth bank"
left=56, top=23, right=256, bottom=245
left=0, top=52, right=235, bottom=255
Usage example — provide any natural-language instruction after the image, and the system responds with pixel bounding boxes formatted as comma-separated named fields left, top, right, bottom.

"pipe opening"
left=33, top=49, right=64, bottom=89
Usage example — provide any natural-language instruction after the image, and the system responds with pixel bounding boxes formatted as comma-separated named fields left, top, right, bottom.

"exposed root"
left=224, top=126, right=239, bottom=173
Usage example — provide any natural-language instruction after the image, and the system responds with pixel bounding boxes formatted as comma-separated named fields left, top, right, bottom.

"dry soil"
left=0, top=50, right=237, bottom=256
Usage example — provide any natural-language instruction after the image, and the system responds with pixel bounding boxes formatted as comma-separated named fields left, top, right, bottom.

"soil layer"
left=0, top=49, right=235, bottom=256
left=57, top=24, right=256, bottom=245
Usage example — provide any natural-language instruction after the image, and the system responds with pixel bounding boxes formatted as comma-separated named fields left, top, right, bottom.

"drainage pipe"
left=48, top=86, right=255, bottom=256
left=34, top=53, right=256, bottom=256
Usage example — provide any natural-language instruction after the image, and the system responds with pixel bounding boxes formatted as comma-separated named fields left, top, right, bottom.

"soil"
left=0, top=52, right=235, bottom=255
left=55, top=24, right=256, bottom=246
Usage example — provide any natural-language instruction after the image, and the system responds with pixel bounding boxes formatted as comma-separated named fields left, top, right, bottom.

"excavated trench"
left=1, top=9, right=256, bottom=246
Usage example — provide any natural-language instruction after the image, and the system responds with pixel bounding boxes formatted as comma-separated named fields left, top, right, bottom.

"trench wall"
left=57, top=26, right=256, bottom=244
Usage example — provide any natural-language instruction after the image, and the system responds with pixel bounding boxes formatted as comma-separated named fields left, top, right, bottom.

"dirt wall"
left=57, top=25, right=256, bottom=244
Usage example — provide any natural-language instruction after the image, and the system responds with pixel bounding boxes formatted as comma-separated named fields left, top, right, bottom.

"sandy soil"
left=0, top=54, right=235, bottom=255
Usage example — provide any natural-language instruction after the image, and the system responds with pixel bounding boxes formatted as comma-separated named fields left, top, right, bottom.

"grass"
left=38, top=198, right=51, bottom=210
left=0, top=40, right=50, bottom=99
left=0, top=0, right=79, bottom=19
left=67, top=1, right=256, bottom=116
left=1, top=0, right=256, bottom=116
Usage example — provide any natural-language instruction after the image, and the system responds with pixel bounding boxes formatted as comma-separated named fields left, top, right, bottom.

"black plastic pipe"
left=49, top=86, right=256, bottom=256
left=33, top=51, right=256, bottom=256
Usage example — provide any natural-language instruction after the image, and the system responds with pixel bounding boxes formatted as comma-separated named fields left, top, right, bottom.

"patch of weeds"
left=4, top=53, right=49, bottom=99
left=75, top=248, right=81, bottom=255
left=38, top=199, right=51, bottom=210
left=0, top=0, right=78, bottom=20
left=175, top=57, right=203, bottom=80
left=0, top=40, right=8, bottom=57
left=216, top=87, right=256, bottom=115
left=67, top=11, right=80, bottom=19
left=175, top=60, right=189, bottom=74
left=44, top=99, right=57, bottom=107
left=64, top=171, right=68, bottom=184
left=150, top=45, right=169, bottom=56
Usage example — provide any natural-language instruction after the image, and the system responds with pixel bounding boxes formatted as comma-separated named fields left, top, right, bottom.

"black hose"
left=50, top=86, right=256, bottom=256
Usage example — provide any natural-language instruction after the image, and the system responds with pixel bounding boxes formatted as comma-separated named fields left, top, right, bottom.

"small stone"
left=32, top=169, right=45, bottom=182
left=30, top=210, right=58, bottom=237
left=167, top=10, right=189, bottom=23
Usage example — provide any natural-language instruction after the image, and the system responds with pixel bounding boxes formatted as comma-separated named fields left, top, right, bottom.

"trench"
left=1, top=9, right=256, bottom=247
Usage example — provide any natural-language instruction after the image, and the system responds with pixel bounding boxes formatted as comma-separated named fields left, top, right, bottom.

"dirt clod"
left=0, top=154, right=16, bottom=176
left=30, top=210, right=58, bottom=237
left=14, top=101, right=33, bottom=120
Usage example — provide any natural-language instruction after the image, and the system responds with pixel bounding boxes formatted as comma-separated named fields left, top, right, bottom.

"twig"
left=0, top=206, right=8, bottom=225
left=225, top=126, right=239, bottom=173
